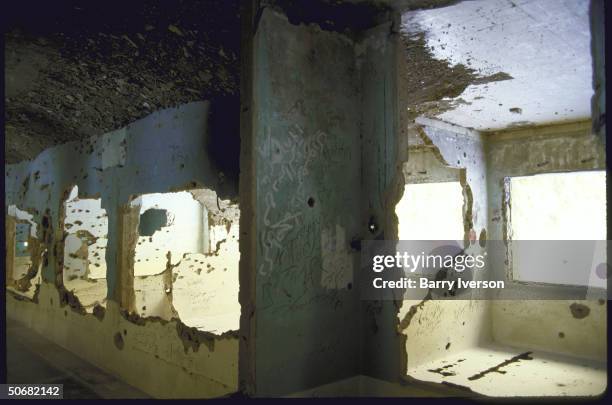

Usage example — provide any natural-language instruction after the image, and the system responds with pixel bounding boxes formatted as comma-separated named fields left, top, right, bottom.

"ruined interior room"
left=2, top=0, right=609, bottom=400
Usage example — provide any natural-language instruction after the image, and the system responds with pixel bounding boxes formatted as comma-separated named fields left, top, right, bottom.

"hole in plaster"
left=479, top=229, right=487, bottom=248
left=129, top=189, right=240, bottom=334
left=113, top=332, right=125, bottom=350
left=62, top=185, right=108, bottom=312
left=6, top=205, right=41, bottom=299
left=307, top=197, right=315, bottom=207
left=569, top=303, right=591, bottom=319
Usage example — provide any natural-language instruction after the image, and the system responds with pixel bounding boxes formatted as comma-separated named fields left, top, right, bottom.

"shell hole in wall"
left=128, top=189, right=241, bottom=334
left=6, top=205, right=42, bottom=299
left=62, top=185, right=109, bottom=311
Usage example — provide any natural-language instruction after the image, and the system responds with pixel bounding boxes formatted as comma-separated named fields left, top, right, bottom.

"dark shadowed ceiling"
left=3, top=0, right=239, bottom=164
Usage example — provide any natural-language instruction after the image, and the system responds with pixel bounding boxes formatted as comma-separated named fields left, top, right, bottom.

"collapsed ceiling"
left=402, top=0, right=593, bottom=131
left=3, top=0, right=595, bottom=165
left=4, top=0, right=239, bottom=164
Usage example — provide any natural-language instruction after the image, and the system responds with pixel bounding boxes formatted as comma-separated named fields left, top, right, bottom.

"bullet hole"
left=347, top=282, right=352, bottom=290
left=307, top=197, right=315, bottom=207
left=142, top=306, right=146, bottom=311
left=93, top=305, right=105, bottom=321
left=123, top=329, right=128, bottom=336
left=445, top=342, right=451, bottom=350
left=42, top=215, right=50, bottom=229
left=569, top=303, right=590, bottom=319
left=509, top=107, right=522, bottom=114
left=558, top=332, right=565, bottom=338
left=479, top=229, right=487, bottom=248
left=114, top=332, right=125, bottom=350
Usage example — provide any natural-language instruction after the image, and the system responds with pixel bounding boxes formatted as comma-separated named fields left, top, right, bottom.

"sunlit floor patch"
left=408, top=343, right=606, bottom=397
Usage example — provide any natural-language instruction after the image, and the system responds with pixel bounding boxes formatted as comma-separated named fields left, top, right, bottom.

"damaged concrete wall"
left=247, top=8, right=362, bottom=395
left=590, top=0, right=605, bottom=147
left=358, top=15, right=405, bottom=383
left=5, top=102, right=240, bottom=398
left=5, top=205, right=42, bottom=298
left=388, top=119, right=606, bottom=396
left=396, top=118, right=491, bottom=373
left=242, top=2, right=401, bottom=395
left=62, top=186, right=109, bottom=311
left=127, top=189, right=240, bottom=333
left=486, top=120, right=607, bottom=361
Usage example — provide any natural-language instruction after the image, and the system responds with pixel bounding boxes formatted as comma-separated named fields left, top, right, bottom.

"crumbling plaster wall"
left=62, top=189, right=109, bottom=310
left=5, top=205, right=42, bottom=298
left=5, top=102, right=240, bottom=398
left=396, top=118, right=492, bottom=373
left=395, top=118, right=607, bottom=382
left=486, top=120, right=607, bottom=362
left=590, top=0, right=605, bottom=147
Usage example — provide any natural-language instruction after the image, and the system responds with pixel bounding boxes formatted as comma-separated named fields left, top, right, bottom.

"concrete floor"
left=6, top=318, right=148, bottom=399
left=409, top=343, right=607, bottom=397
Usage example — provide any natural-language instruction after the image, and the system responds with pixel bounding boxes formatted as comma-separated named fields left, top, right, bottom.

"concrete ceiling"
left=3, top=0, right=239, bottom=164
left=402, top=0, right=594, bottom=131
